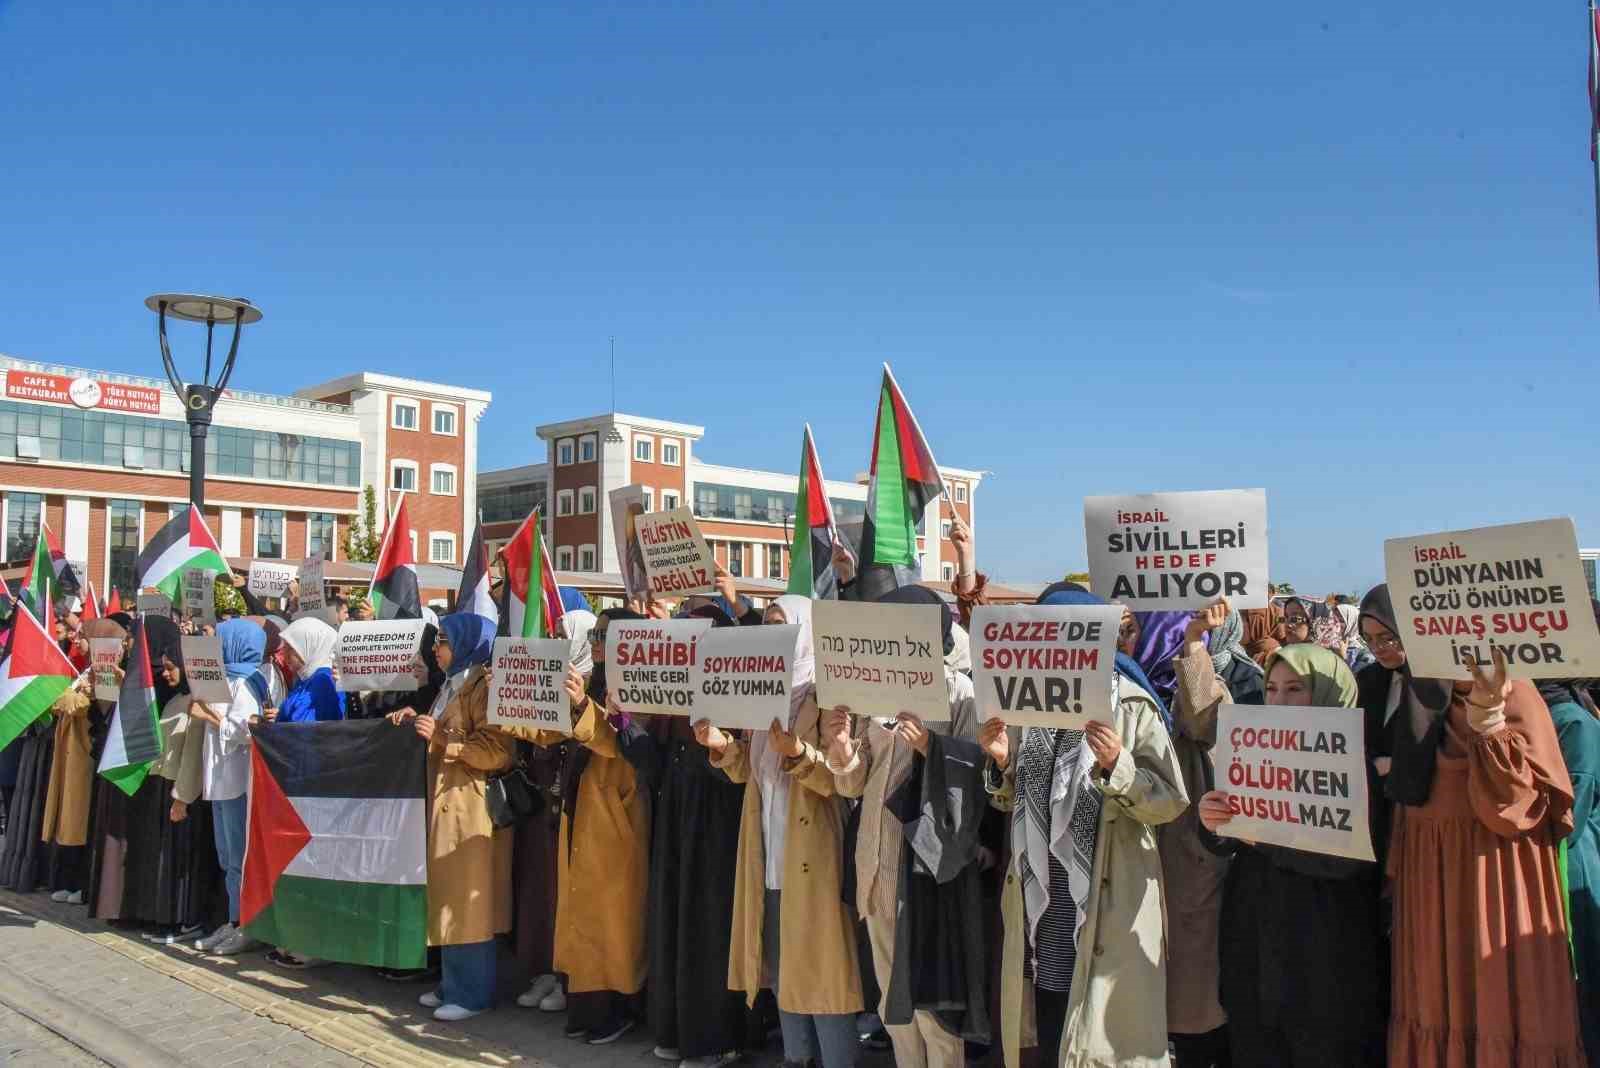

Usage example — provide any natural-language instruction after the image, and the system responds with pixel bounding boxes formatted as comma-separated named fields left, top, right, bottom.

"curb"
left=0, top=965, right=182, bottom=1067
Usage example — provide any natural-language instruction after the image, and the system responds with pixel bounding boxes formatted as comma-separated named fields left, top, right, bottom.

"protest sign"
left=335, top=620, right=428, bottom=692
left=136, top=591, right=171, bottom=618
left=606, top=618, right=713, bottom=716
left=298, top=554, right=326, bottom=614
left=971, top=604, right=1121, bottom=728
left=635, top=506, right=716, bottom=597
left=181, top=568, right=215, bottom=624
left=90, top=637, right=123, bottom=701
left=247, top=561, right=298, bottom=602
left=696, top=624, right=798, bottom=732
left=1382, top=517, right=1600, bottom=680
left=609, top=485, right=650, bottom=602
left=180, top=635, right=232, bottom=704
left=1212, top=703, right=1375, bottom=862
left=813, top=600, right=947, bottom=722
left=487, top=638, right=570, bottom=732
left=1084, top=489, right=1268, bottom=611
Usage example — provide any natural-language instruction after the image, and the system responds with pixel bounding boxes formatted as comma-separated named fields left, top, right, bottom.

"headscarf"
left=1262, top=644, right=1359, bottom=709
left=559, top=586, right=592, bottom=615
left=1335, top=604, right=1365, bottom=653
left=873, top=583, right=954, bottom=656
left=770, top=594, right=816, bottom=692
left=144, top=615, right=187, bottom=701
left=1358, top=583, right=1451, bottom=805
left=278, top=617, right=338, bottom=680
left=1131, top=610, right=1191, bottom=711
left=1208, top=605, right=1263, bottom=682
left=1038, top=584, right=1171, bottom=729
left=946, top=621, right=972, bottom=674
left=218, top=619, right=266, bottom=681
left=1242, top=601, right=1281, bottom=663
left=1535, top=599, right=1600, bottom=719
left=586, top=608, right=644, bottom=706
left=437, top=613, right=494, bottom=677
left=562, top=609, right=596, bottom=678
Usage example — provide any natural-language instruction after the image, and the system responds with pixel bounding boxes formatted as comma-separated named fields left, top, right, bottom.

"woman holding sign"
left=274, top=617, right=346, bottom=723
left=977, top=586, right=1188, bottom=1068
left=1195, top=644, right=1385, bottom=1068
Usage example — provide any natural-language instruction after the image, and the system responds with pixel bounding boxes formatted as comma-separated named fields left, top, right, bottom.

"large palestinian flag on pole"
left=241, top=720, right=428, bottom=970
left=136, top=505, right=228, bottom=604
left=18, top=525, right=53, bottom=618
left=499, top=508, right=564, bottom=638
left=861, top=364, right=945, bottom=569
left=787, top=424, right=849, bottom=600
left=98, top=616, right=162, bottom=796
left=45, top=524, right=80, bottom=601
left=455, top=517, right=498, bottom=628
left=370, top=494, right=421, bottom=621
left=0, top=600, right=77, bottom=752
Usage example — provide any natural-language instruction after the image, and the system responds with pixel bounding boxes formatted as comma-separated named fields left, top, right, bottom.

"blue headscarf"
left=438, top=613, right=494, bottom=676
left=1036, top=583, right=1172, bottom=730
left=218, top=619, right=266, bottom=680
left=559, top=586, right=592, bottom=615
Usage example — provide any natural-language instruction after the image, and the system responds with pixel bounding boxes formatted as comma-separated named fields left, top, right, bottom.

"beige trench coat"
left=424, top=666, right=516, bottom=947
left=715, top=688, right=863, bottom=1016
left=995, top=681, right=1188, bottom=1068
left=500, top=696, right=652, bottom=995
left=40, top=687, right=93, bottom=847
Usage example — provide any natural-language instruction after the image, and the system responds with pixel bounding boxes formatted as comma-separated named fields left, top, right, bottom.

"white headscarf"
left=279, top=617, right=339, bottom=679
left=945, top=621, right=972, bottom=674
left=563, top=609, right=597, bottom=678
left=1335, top=603, right=1365, bottom=652
left=756, top=593, right=816, bottom=893
left=771, top=594, right=815, bottom=691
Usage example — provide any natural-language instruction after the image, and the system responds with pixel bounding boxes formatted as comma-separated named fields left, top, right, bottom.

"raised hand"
left=1197, top=789, right=1234, bottom=832
left=692, top=718, right=730, bottom=755
left=1085, top=721, right=1122, bottom=771
left=769, top=718, right=804, bottom=759
left=894, top=712, right=930, bottom=755
left=979, top=717, right=1009, bottom=769
left=1184, top=598, right=1230, bottom=645
left=1463, top=647, right=1512, bottom=733
left=563, top=664, right=586, bottom=710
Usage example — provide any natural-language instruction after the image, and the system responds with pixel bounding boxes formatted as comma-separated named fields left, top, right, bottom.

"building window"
left=941, top=521, right=952, bottom=539
left=768, top=545, right=784, bottom=579
left=556, top=438, right=574, bottom=466
left=430, top=464, right=457, bottom=496
left=728, top=542, right=743, bottom=578
left=556, top=489, right=574, bottom=517
left=578, top=434, right=597, bottom=463
left=430, top=533, right=456, bottom=564
left=579, top=544, right=596, bottom=572
left=955, top=484, right=968, bottom=504
left=942, top=563, right=955, bottom=582
left=634, top=437, right=653, bottom=463
left=661, top=441, right=680, bottom=466
left=392, top=400, right=419, bottom=431
left=662, top=490, right=679, bottom=511
left=556, top=546, right=573, bottom=570
left=579, top=486, right=596, bottom=514
left=391, top=460, right=418, bottom=492
left=4, top=492, right=43, bottom=560
left=432, top=406, right=458, bottom=436
left=256, top=510, right=285, bottom=559
left=479, top=480, right=546, bottom=524
left=108, top=500, right=142, bottom=603
left=307, top=512, right=337, bottom=560
left=641, top=489, right=654, bottom=512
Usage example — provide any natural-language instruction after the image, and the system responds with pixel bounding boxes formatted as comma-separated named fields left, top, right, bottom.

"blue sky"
left=2, top=1, right=1594, bottom=591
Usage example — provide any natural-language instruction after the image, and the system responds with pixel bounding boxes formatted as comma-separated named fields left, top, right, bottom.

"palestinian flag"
left=17, top=525, right=52, bottom=618
left=136, top=504, right=228, bottom=604
left=455, top=517, right=498, bottom=628
left=106, top=588, right=123, bottom=615
left=787, top=424, right=849, bottom=600
left=45, top=525, right=80, bottom=601
left=80, top=579, right=102, bottom=623
left=97, top=616, right=162, bottom=796
left=499, top=508, right=564, bottom=638
left=241, top=720, right=428, bottom=970
left=0, top=600, right=77, bottom=752
left=861, top=364, right=945, bottom=569
left=370, top=494, right=420, bottom=621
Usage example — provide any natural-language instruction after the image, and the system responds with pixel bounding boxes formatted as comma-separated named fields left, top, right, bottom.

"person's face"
left=589, top=619, right=608, bottom=663
left=53, top=621, right=67, bottom=640
left=336, top=604, right=349, bottom=623
left=1282, top=602, right=1310, bottom=641
left=764, top=605, right=788, bottom=626
left=1361, top=618, right=1406, bottom=671
left=1118, top=609, right=1140, bottom=657
left=159, top=656, right=182, bottom=690
left=1266, top=660, right=1313, bottom=705
left=433, top=633, right=454, bottom=674
left=66, top=613, right=81, bottom=632
left=281, top=646, right=305, bottom=679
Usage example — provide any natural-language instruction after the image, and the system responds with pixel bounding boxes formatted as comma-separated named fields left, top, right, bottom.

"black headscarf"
left=144, top=615, right=188, bottom=702
left=1535, top=599, right=1600, bottom=718
left=1359, top=583, right=1451, bottom=805
left=874, top=583, right=955, bottom=656
left=355, top=622, right=443, bottom=719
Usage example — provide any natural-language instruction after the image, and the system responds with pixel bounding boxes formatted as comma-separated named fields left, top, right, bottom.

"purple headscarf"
left=1132, top=611, right=1199, bottom=707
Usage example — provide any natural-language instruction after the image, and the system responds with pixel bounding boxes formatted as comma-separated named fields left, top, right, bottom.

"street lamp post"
left=144, top=294, right=262, bottom=510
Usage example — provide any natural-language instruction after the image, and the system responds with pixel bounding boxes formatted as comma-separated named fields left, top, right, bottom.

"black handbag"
left=485, top=765, right=542, bottom=829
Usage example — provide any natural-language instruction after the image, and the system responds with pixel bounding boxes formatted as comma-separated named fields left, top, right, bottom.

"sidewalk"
left=0, top=887, right=883, bottom=1068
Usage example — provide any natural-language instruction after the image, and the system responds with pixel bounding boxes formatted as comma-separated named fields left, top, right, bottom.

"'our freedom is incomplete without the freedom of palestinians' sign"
left=1084, top=489, right=1268, bottom=611
left=335, top=621, right=428, bottom=692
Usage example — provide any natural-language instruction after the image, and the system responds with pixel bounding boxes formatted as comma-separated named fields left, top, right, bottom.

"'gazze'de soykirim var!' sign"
left=606, top=617, right=714, bottom=716
left=1211, top=702, right=1375, bottom=862
left=1382, top=517, right=1600, bottom=680
left=971, top=604, right=1121, bottom=728
left=487, top=638, right=570, bottom=733
left=813, top=600, right=948, bottom=722
left=1084, top=489, right=1268, bottom=611
left=635, top=506, right=717, bottom=597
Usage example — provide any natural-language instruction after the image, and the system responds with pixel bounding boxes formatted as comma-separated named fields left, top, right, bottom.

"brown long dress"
left=1389, top=680, right=1586, bottom=1067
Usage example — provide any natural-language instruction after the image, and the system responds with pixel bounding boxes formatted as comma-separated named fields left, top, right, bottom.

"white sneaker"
left=49, top=890, right=70, bottom=903
left=537, top=988, right=566, bottom=1013
left=654, top=1048, right=682, bottom=1062
left=433, top=1003, right=483, bottom=1022
left=517, top=973, right=559, bottom=1008
left=64, top=891, right=83, bottom=905
left=419, top=991, right=442, bottom=1009
left=211, top=929, right=262, bottom=956
left=681, top=1054, right=739, bottom=1068
left=195, top=923, right=234, bottom=952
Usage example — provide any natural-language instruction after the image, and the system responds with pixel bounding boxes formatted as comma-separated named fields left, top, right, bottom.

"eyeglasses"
left=1283, top=616, right=1309, bottom=627
left=1366, top=632, right=1402, bottom=652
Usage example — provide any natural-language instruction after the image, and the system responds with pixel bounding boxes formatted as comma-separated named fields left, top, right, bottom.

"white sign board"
left=635, top=506, right=717, bottom=597
left=180, top=635, right=233, bottom=705
left=605, top=617, right=713, bottom=716
left=1212, top=702, right=1375, bottom=862
left=297, top=554, right=326, bottom=615
left=1382, top=518, right=1600, bottom=680
left=609, top=485, right=650, bottom=603
left=696, top=624, right=798, bottom=732
left=181, top=568, right=215, bottom=624
left=1084, top=489, right=1268, bottom=611
left=813, top=600, right=948, bottom=722
left=90, top=637, right=123, bottom=701
left=487, top=638, right=570, bottom=732
left=335, top=620, right=428, bottom=692
left=971, top=604, right=1121, bottom=728
left=247, top=561, right=298, bottom=602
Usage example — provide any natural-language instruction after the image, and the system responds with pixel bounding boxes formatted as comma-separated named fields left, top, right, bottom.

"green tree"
left=1063, top=571, right=1091, bottom=586
left=345, top=485, right=381, bottom=563
left=214, top=576, right=245, bottom=617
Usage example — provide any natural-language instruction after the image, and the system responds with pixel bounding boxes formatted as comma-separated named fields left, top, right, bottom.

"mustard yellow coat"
left=40, top=687, right=93, bottom=847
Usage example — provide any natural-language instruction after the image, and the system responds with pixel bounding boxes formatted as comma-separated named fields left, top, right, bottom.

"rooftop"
left=297, top=371, right=493, bottom=405
left=535, top=412, right=706, bottom=441
left=0, top=353, right=353, bottom=416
